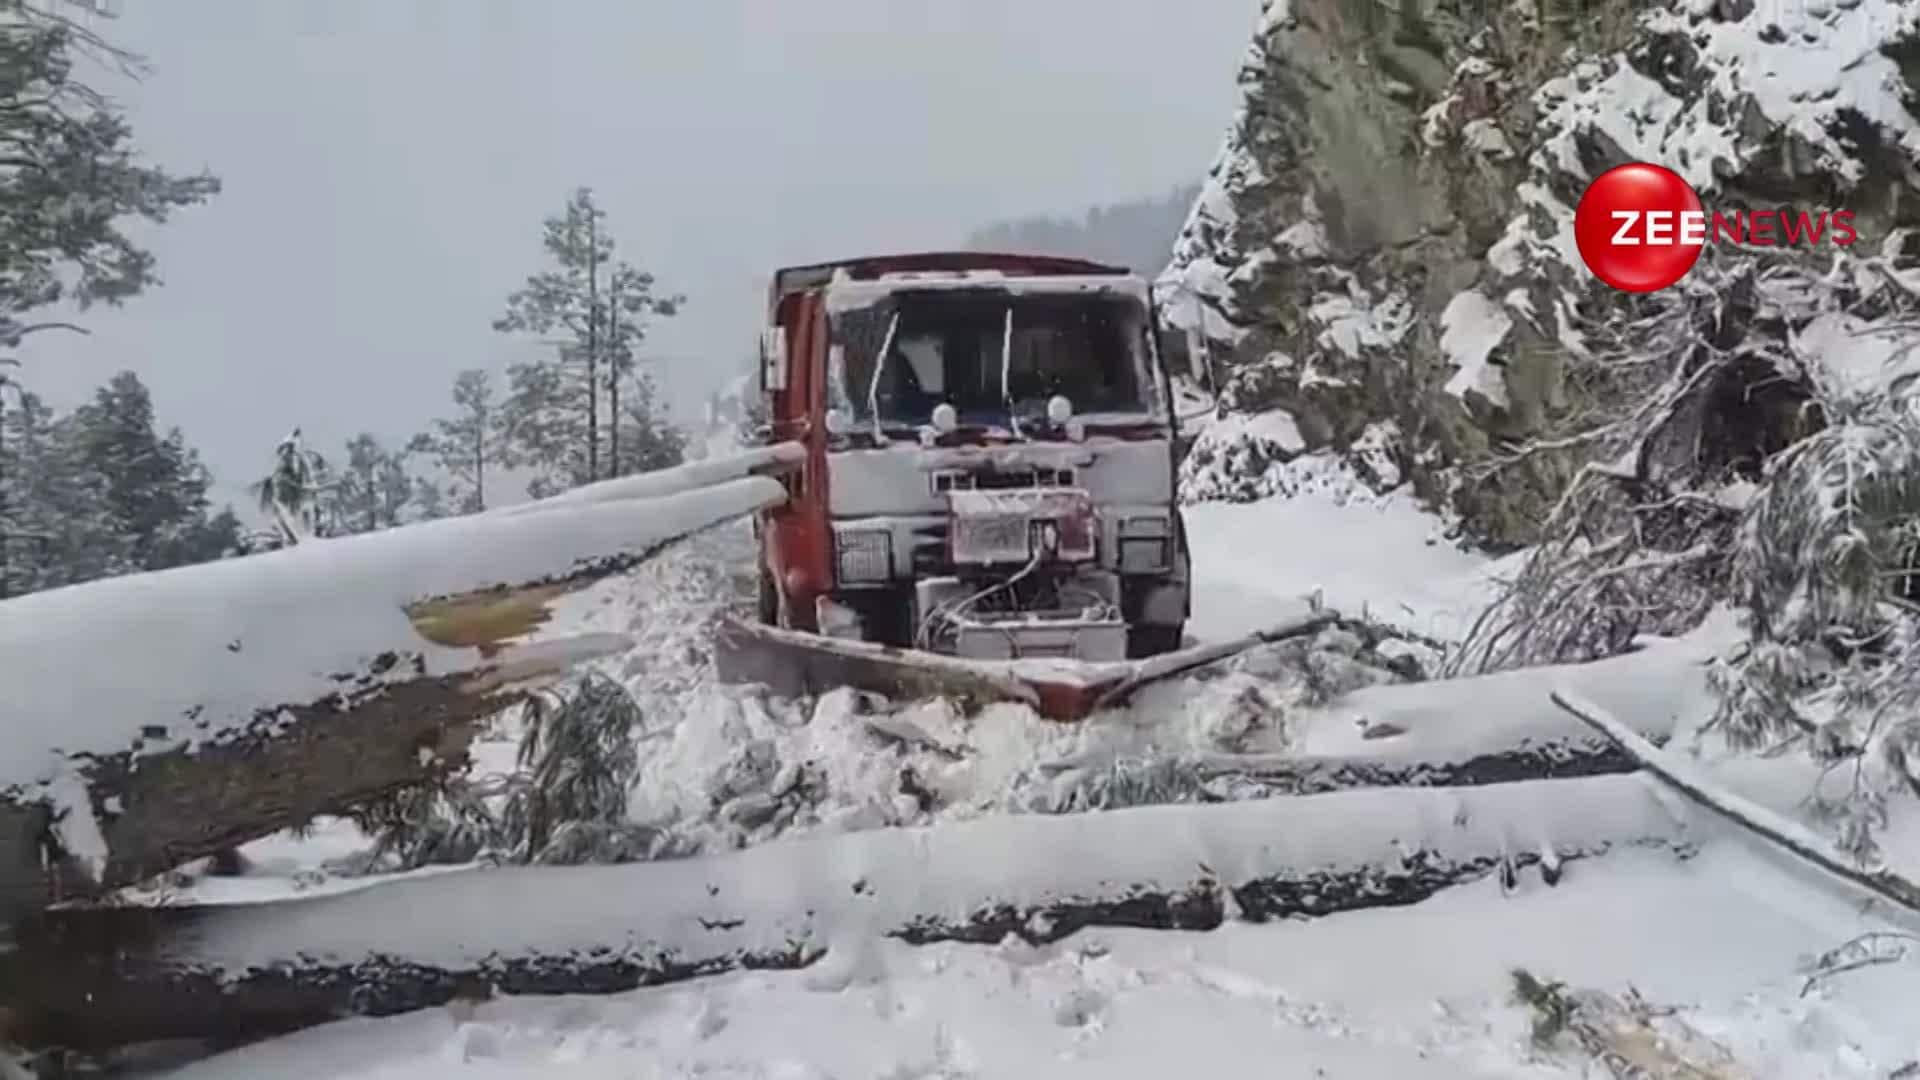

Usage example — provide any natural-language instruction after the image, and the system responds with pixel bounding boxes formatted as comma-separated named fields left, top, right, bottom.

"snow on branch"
left=1551, top=687, right=1920, bottom=917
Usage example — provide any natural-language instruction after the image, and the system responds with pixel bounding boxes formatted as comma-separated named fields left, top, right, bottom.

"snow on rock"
left=1154, top=3, right=1283, bottom=344
left=1639, top=0, right=1920, bottom=187
left=1349, top=420, right=1403, bottom=489
left=0, top=473, right=784, bottom=794
left=1175, top=408, right=1312, bottom=504
left=43, top=773, right=106, bottom=884
left=1506, top=0, right=1920, bottom=287
left=1309, top=280, right=1415, bottom=361
left=1439, top=289, right=1513, bottom=410
left=1792, top=310, right=1920, bottom=403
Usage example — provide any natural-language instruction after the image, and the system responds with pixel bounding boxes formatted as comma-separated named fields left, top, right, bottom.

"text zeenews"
left=1574, top=162, right=1858, bottom=292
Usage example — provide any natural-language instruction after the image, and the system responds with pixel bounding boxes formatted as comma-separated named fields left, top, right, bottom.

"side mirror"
left=1159, top=324, right=1218, bottom=423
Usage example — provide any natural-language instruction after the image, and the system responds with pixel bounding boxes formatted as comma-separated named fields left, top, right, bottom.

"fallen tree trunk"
left=1, top=771, right=1699, bottom=1051
left=1551, top=687, right=1920, bottom=917
left=1036, top=633, right=1718, bottom=798
left=1291, top=632, right=1722, bottom=761
left=1182, top=736, right=1649, bottom=794
left=0, top=458, right=792, bottom=919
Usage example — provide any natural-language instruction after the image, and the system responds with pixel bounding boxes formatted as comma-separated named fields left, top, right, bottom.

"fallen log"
left=495, top=441, right=802, bottom=517
left=0, top=463, right=790, bottom=919
left=1551, top=687, right=1920, bottom=917
left=1291, top=632, right=1722, bottom=762
left=0, top=771, right=1699, bottom=1051
left=1181, top=736, right=1648, bottom=794
left=1035, top=633, right=1719, bottom=798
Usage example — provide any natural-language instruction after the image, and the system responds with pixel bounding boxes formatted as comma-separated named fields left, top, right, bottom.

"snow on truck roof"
left=822, top=270, right=1152, bottom=313
left=769, top=252, right=1142, bottom=313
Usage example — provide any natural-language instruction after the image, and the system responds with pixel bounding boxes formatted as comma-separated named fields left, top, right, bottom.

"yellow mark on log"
left=404, top=582, right=575, bottom=657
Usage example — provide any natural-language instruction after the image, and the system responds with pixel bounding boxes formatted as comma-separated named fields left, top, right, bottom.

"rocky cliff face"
left=1162, top=0, right=1920, bottom=548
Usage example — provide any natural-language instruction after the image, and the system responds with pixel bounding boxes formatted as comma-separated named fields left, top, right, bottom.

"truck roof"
left=769, top=252, right=1132, bottom=313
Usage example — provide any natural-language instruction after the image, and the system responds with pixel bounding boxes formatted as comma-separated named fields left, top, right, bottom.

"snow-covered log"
left=1551, top=688, right=1920, bottom=917
left=1035, top=633, right=1724, bottom=797
left=1, top=772, right=1697, bottom=1050
left=0, top=472, right=787, bottom=918
left=497, top=441, right=802, bottom=517
left=1263, top=633, right=1721, bottom=791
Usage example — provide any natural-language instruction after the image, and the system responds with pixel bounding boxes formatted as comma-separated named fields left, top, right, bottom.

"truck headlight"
left=835, top=528, right=893, bottom=583
left=1119, top=516, right=1172, bottom=574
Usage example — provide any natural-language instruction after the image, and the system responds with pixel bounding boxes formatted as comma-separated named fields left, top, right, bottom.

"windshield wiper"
left=1000, top=305, right=1022, bottom=440
left=866, top=310, right=900, bottom=446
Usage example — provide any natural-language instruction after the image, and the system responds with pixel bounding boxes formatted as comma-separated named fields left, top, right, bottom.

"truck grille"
left=932, top=468, right=1074, bottom=493
left=911, top=523, right=950, bottom=574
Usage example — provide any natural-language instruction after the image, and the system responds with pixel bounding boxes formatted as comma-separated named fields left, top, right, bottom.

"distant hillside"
left=963, top=185, right=1200, bottom=276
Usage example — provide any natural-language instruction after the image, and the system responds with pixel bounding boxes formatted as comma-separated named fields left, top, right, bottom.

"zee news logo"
left=1574, top=162, right=1860, bottom=293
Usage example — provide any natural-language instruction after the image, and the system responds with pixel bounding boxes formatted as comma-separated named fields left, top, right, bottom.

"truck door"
left=760, top=293, right=832, bottom=630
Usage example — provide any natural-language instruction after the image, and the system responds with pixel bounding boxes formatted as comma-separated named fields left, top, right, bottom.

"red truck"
left=714, top=251, right=1330, bottom=719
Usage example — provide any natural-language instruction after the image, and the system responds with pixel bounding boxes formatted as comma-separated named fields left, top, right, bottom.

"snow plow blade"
left=712, top=610, right=1339, bottom=721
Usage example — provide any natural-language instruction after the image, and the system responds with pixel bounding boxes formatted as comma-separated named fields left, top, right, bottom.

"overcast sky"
left=22, top=0, right=1255, bottom=507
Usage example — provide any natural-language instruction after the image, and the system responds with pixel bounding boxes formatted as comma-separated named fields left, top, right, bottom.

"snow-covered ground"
left=125, top=451, right=1920, bottom=1079
left=1184, top=477, right=1502, bottom=643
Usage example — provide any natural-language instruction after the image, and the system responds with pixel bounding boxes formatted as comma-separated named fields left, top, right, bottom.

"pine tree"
left=64, top=371, right=215, bottom=569
left=494, top=187, right=684, bottom=493
left=409, top=368, right=508, bottom=514
left=613, top=372, right=687, bottom=475
left=375, top=448, right=413, bottom=527
left=333, top=432, right=413, bottom=534
left=0, top=5, right=219, bottom=362
left=409, top=476, right=448, bottom=522
left=1, top=370, right=240, bottom=594
left=0, top=382, right=105, bottom=594
left=253, top=428, right=335, bottom=544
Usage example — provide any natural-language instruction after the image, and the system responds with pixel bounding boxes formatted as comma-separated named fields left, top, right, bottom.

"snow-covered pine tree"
left=408, top=368, right=509, bottom=514
left=1, top=371, right=240, bottom=594
left=0, top=382, right=117, bottom=594
left=64, top=371, right=237, bottom=570
left=612, top=370, right=687, bottom=476
left=408, top=476, right=449, bottom=521
left=375, top=444, right=413, bottom=526
left=602, top=272, right=681, bottom=478
left=253, top=428, right=336, bottom=545
left=500, top=670, right=647, bottom=865
left=0, top=4, right=218, bottom=363
left=354, top=670, right=651, bottom=871
left=494, top=187, right=685, bottom=495
left=332, top=432, right=413, bottom=534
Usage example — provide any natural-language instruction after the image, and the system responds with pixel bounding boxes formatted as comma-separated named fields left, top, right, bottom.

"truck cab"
left=753, top=252, right=1190, bottom=662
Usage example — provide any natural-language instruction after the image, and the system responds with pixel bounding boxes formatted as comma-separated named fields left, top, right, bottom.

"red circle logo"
left=1574, top=163, right=1704, bottom=292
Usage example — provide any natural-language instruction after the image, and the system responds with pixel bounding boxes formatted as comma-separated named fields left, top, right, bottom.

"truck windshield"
left=834, top=290, right=1156, bottom=430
